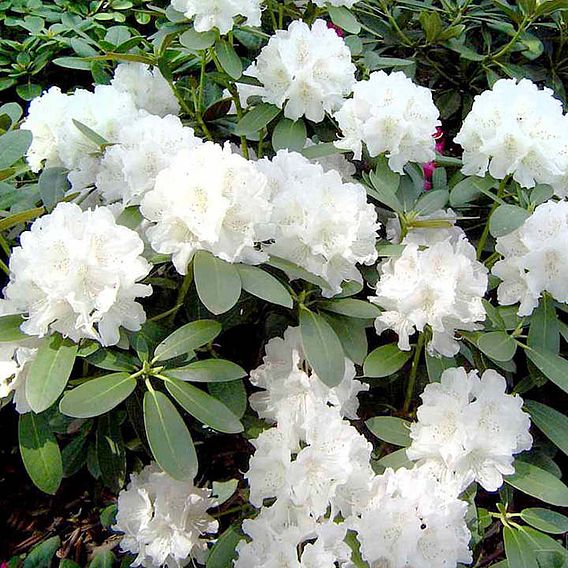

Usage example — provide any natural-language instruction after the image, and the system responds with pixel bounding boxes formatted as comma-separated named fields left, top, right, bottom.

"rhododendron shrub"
left=1, top=1, right=567, bottom=567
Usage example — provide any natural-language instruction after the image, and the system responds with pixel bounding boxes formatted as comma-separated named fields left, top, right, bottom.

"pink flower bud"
left=327, top=21, right=344, bottom=37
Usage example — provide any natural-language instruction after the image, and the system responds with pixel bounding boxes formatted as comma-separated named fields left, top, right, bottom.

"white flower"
left=0, top=302, right=40, bottom=414
left=455, top=78, right=568, bottom=189
left=370, top=231, right=487, bottom=357
left=350, top=464, right=472, bottom=568
left=140, top=142, right=272, bottom=273
left=492, top=199, right=568, bottom=316
left=239, top=19, right=356, bottom=122
left=386, top=209, right=463, bottom=246
left=249, top=326, right=369, bottom=439
left=257, top=150, right=379, bottom=297
left=295, top=0, right=358, bottom=7
left=407, top=367, right=533, bottom=492
left=110, top=63, right=180, bottom=117
left=171, top=0, right=262, bottom=34
left=3, top=202, right=152, bottom=346
left=304, top=139, right=356, bottom=182
left=334, top=71, right=440, bottom=171
left=96, top=114, right=202, bottom=205
left=21, top=85, right=138, bottom=188
left=114, top=463, right=219, bottom=568
left=299, top=522, right=351, bottom=568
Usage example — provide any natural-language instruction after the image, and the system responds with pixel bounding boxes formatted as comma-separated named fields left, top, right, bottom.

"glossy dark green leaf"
left=166, top=377, right=243, bottom=434
left=206, top=524, right=242, bottom=568
left=215, top=39, right=242, bottom=79
left=520, top=508, right=568, bottom=534
left=143, top=390, right=197, bottom=481
left=60, top=373, right=135, bottom=418
left=194, top=251, right=242, bottom=315
left=208, top=380, right=247, bottom=419
left=525, top=400, right=568, bottom=457
left=22, top=536, right=61, bottom=568
left=319, top=299, right=380, bottom=319
left=528, top=296, right=559, bottom=354
left=503, top=526, right=538, bottom=568
left=364, top=343, right=413, bottom=378
left=477, top=331, right=517, bottom=362
left=26, top=334, right=78, bottom=413
left=321, top=313, right=368, bottom=366
left=236, top=264, right=293, bottom=308
left=506, top=461, right=568, bottom=506
left=234, top=103, right=280, bottom=136
left=19, top=412, right=63, bottom=495
left=366, top=416, right=412, bottom=447
left=154, top=320, right=221, bottom=362
left=299, top=308, right=345, bottom=387
left=166, top=359, right=246, bottom=383
left=96, top=413, right=126, bottom=493
left=524, top=346, right=568, bottom=394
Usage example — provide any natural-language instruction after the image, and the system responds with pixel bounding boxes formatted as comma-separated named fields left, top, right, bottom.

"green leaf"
left=520, top=508, right=568, bottom=534
left=363, top=343, right=413, bottom=378
left=99, top=504, right=118, bottom=528
left=506, top=460, right=568, bottom=506
left=489, top=204, right=530, bottom=238
left=154, top=320, right=221, bottom=362
left=62, top=435, right=88, bottom=477
left=321, top=313, right=368, bottom=366
left=528, top=296, right=559, bottom=354
left=212, top=479, right=239, bottom=506
left=0, top=313, right=27, bottom=342
left=271, top=118, right=307, bottom=152
left=0, top=102, right=23, bottom=126
left=97, top=413, right=126, bottom=493
left=367, top=163, right=402, bottom=212
left=17, top=84, right=42, bottom=101
left=143, top=389, right=197, bottom=480
left=22, top=536, right=61, bottom=568
left=521, top=527, right=568, bottom=566
left=450, top=175, right=494, bottom=206
left=425, top=352, right=455, bottom=382
left=377, top=447, right=414, bottom=470
left=59, top=372, right=136, bottom=418
left=234, top=103, right=281, bottom=136
left=299, top=308, right=345, bottom=387
left=208, top=380, right=247, bottom=418
left=477, top=331, right=517, bottom=362
left=72, top=119, right=110, bottom=147
left=53, top=57, right=92, bottom=70
left=215, top=39, right=242, bottom=79
left=319, top=299, right=380, bottom=319
left=366, top=416, right=412, bottom=447
left=167, top=359, right=246, bottom=383
left=206, top=525, right=242, bottom=568
left=419, top=10, right=444, bottom=42
left=266, top=256, right=329, bottom=289
left=60, top=560, right=82, bottom=568
left=88, top=550, right=116, bottom=568
left=194, top=251, right=242, bottom=315
left=0, top=129, right=32, bottom=169
left=38, top=167, right=69, bottom=212
left=524, top=346, right=568, bottom=394
left=328, top=6, right=361, bottom=34
left=525, top=400, right=568, bottom=457
left=165, top=377, right=243, bottom=434
left=414, top=190, right=449, bottom=215
left=180, top=28, right=217, bottom=50
left=300, top=142, right=347, bottom=159
left=236, top=265, right=293, bottom=308
left=84, top=348, right=139, bottom=372
left=19, top=412, right=63, bottom=495
left=503, top=526, right=538, bottom=568
left=26, top=334, right=78, bottom=413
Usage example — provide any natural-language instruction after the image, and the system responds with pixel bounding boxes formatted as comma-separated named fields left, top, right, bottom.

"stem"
left=403, top=333, right=425, bottom=415
left=476, top=177, right=507, bottom=260
left=490, top=16, right=532, bottom=61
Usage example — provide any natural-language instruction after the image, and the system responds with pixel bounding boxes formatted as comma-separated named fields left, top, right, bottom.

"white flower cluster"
left=140, top=142, right=273, bottom=273
left=257, top=150, right=379, bottom=296
left=96, top=114, right=201, bottom=206
left=370, top=224, right=488, bottom=356
left=294, top=0, right=357, bottom=7
left=0, top=302, right=40, bottom=414
left=21, top=63, right=179, bottom=191
left=237, top=326, right=373, bottom=566
left=334, top=70, right=441, bottom=172
left=492, top=199, right=568, bottom=316
left=407, top=367, right=533, bottom=492
left=455, top=78, right=568, bottom=191
left=171, top=0, right=262, bottom=34
left=239, top=19, right=356, bottom=122
left=240, top=325, right=534, bottom=566
left=114, top=463, right=218, bottom=568
left=3, top=202, right=152, bottom=346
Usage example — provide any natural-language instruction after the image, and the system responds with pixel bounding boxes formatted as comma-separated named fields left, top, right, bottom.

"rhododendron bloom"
left=3, top=202, right=152, bottom=346
left=455, top=78, right=568, bottom=189
left=141, top=143, right=272, bottom=273
left=335, top=70, right=440, bottom=171
left=238, top=20, right=356, bottom=122
left=257, top=150, right=379, bottom=297
left=114, top=463, right=218, bottom=568
left=492, top=199, right=568, bottom=316
left=407, top=367, right=532, bottom=492
left=171, top=0, right=262, bottom=34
